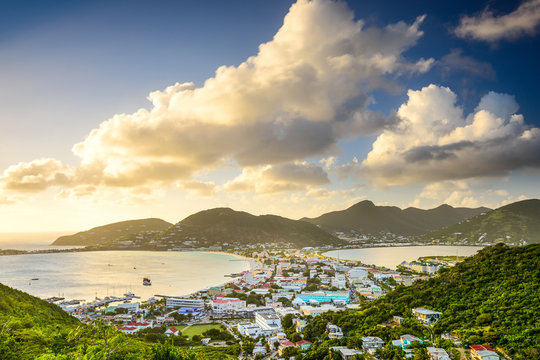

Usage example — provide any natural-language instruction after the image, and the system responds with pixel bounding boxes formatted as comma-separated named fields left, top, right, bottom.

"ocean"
left=0, top=250, right=249, bottom=302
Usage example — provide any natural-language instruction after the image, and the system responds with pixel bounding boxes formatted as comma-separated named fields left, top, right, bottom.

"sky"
left=1, top=0, right=539, bottom=232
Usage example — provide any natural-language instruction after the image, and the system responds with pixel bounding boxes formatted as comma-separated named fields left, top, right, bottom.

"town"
left=47, top=245, right=501, bottom=360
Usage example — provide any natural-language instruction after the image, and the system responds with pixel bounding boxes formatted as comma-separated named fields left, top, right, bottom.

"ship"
left=143, top=277, right=152, bottom=286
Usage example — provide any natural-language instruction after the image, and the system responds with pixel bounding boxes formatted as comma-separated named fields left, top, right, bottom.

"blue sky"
left=1, top=0, right=539, bottom=231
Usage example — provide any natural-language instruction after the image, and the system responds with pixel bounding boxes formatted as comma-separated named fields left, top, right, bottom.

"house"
left=296, top=340, right=312, bottom=350
left=211, top=297, right=246, bottom=313
left=361, top=336, right=385, bottom=354
left=327, top=324, right=344, bottom=339
left=255, top=312, right=282, bottom=335
left=278, top=340, right=295, bottom=356
left=295, top=319, right=308, bottom=333
left=427, top=347, right=451, bottom=360
left=164, top=326, right=180, bottom=336
left=393, top=315, right=405, bottom=325
left=237, top=322, right=263, bottom=337
left=412, top=307, right=442, bottom=324
left=200, top=338, right=211, bottom=345
left=392, top=334, right=423, bottom=349
left=331, top=346, right=363, bottom=360
left=117, top=326, right=138, bottom=334
left=470, top=345, right=500, bottom=360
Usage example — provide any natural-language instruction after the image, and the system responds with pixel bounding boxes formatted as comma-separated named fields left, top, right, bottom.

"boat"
left=31, top=278, right=39, bottom=281
left=143, top=277, right=152, bottom=286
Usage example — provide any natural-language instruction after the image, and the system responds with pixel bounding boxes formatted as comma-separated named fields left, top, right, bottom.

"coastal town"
left=44, top=245, right=500, bottom=360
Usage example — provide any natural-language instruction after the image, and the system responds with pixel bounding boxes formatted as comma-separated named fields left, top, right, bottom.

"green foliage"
left=421, top=199, right=540, bottom=244
left=53, top=218, right=172, bottom=246
left=170, top=207, right=344, bottom=247
left=302, top=200, right=489, bottom=236
left=301, top=244, right=540, bottom=360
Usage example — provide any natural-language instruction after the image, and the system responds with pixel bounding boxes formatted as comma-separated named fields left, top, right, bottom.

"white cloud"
left=455, top=0, right=540, bottom=42
left=361, top=85, right=540, bottom=185
left=1, top=0, right=432, bottom=197
left=224, top=162, right=329, bottom=194
left=411, top=180, right=531, bottom=209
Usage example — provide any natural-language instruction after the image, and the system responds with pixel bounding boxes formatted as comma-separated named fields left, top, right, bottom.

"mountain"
left=420, top=199, right=540, bottom=244
left=52, top=218, right=172, bottom=246
left=302, top=200, right=490, bottom=236
left=319, top=243, right=540, bottom=359
left=159, top=207, right=343, bottom=248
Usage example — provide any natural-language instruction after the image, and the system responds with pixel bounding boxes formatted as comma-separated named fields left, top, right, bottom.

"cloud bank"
left=455, top=0, right=540, bottom=42
left=0, top=0, right=432, bottom=197
left=360, top=85, right=540, bottom=185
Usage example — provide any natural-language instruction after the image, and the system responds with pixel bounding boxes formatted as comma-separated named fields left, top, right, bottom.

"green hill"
left=420, top=199, right=540, bottom=244
left=160, top=207, right=344, bottom=248
left=301, top=243, right=540, bottom=359
left=52, top=218, right=172, bottom=246
left=302, top=200, right=489, bottom=236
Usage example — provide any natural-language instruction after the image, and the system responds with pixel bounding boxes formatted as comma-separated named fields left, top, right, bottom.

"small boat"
left=31, top=278, right=39, bottom=281
left=143, top=277, right=152, bottom=286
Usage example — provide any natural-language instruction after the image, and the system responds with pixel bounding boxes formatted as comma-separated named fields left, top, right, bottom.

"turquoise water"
left=324, top=245, right=484, bottom=269
left=0, top=251, right=249, bottom=301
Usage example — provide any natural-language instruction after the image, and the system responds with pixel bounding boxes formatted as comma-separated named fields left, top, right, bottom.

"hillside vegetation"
left=0, top=283, right=238, bottom=359
left=298, top=244, right=540, bottom=359
left=420, top=199, right=540, bottom=244
left=162, top=207, right=344, bottom=248
left=302, top=200, right=489, bottom=236
left=52, top=218, right=172, bottom=246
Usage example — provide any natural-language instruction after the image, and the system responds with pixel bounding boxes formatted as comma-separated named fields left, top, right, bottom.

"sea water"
left=0, top=250, right=249, bottom=301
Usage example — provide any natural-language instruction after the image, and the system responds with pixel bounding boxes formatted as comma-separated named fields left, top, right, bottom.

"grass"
left=182, top=323, right=222, bottom=338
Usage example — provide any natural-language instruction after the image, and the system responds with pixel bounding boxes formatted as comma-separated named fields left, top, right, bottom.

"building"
left=332, top=273, right=347, bottom=289
left=412, top=307, right=442, bottom=324
left=331, top=346, right=363, bottom=360
left=166, top=297, right=204, bottom=309
left=278, top=340, right=295, bottom=356
left=237, top=322, right=264, bottom=337
left=117, top=326, right=138, bottom=334
left=211, top=297, right=246, bottom=313
left=392, top=334, right=423, bottom=349
left=255, top=312, right=282, bottom=335
left=348, top=268, right=368, bottom=280
left=410, top=261, right=443, bottom=274
left=164, top=326, right=180, bottom=336
left=295, top=319, right=307, bottom=333
left=117, top=302, right=140, bottom=313
left=296, top=340, right=312, bottom=350
left=327, top=324, right=344, bottom=339
left=294, top=291, right=350, bottom=305
left=361, top=336, right=385, bottom=354
left=427, top=347, right=451, bottom=360
left=299, top=304, right=345, bottom=316
left=470, top=345, right=500, bottom=360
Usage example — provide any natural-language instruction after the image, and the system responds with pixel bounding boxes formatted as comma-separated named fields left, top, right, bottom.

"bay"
left=324, top=245, right=484, bottom=269
left=0, top=251, right=249, bottom=302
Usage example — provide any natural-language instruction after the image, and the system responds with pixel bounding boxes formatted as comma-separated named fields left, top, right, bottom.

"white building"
left=332, top=273, right=347, bottom=289
left=427, top=347, right=451, bottom=360
left=255, top=312, right=282, bottom=335
left=361, top=336, right=385, bottom=354
left=348, top=268, right=368, bottom=280
left=166, top=297, right=204, bottom=309
left=237, top=322, right=264, bottom=337
left=211, top=297, right=246, bottom=313
left=117, top=302, right=140, bottom=313
left=412, top=307, right=442, bottom=324
left=327, top=324, right=344, bottom=339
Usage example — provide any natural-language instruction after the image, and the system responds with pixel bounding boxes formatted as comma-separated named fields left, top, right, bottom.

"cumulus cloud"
left=0, top=158, right=72, bottom=192
left=1, top=0, right=432, bottom=197
left=361, top=85, right=540, bottom=185
left=225, top=162, right=329, bottom=194
left=178, top=180, right=217, bottom=197
left=438, top=49, right=495, bottom=79
left=410, top=180, right=529, bottom=209
left=455, top=0, right=540, bottom=42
